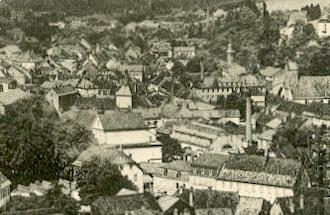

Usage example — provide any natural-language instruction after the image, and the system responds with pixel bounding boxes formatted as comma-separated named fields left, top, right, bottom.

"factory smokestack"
left=200, top=57, right=204, bottom=81
left=246, top=97, right=252, bottom=146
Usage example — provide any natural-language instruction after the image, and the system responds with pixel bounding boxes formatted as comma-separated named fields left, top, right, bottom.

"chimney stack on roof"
left=246, top=97, right=252, bottom=146
left=189, top=187, right=194, bottom=207
left=200, top=57, right=204, bottom=81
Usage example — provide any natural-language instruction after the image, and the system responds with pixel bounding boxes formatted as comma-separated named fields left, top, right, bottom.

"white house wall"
left=123, top=146, right=162, bottom=163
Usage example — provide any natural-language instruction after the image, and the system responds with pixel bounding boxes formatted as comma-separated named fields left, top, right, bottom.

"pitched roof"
left=118, top=64, right=144, bottom=73
left=91, top=193, right=161, bottom=214
left=116, top=188, right=138, bottom=196
left=160, top=160, right=191, bottom=172
left=98, top=111, right=148, bottom=131
left=140, top=162, right=163, bottom=175
left=259, top=129, right=277, bottom=141
left=173, top=46, right=195, bottom=52
left=235, top=197, right=265, bottom=215
left=193, top=153, right=228, bottom=169
left=53, top=85, right=78, bottom=96
left=0, top=89, right=29, bottom=106
left=116, top=85, right=132, bottom=96
left=61, top=108, right=98, bottom=129
left=200, top=74, right=266, bottom=88
left=180, top=188, right=239, bottom=209
left=75, top=97, right=115, bottom=110
left=293, top=76, right=330, bottom=99
left=77, top=79, right=98, bottom=89
left=0, top=171, right=11, bottom=185
left=157, top=196, right=180, bottom=212
left=260, top=67, right=282, bottom=77
left=218, top=155, right=302, bottom=188
left=74, top=145, right=134, bottom=166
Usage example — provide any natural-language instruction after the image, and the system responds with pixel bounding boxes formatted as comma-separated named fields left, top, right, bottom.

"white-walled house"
left=318, top=18, right=330, bottom=38
left=116, top=85, right=132, bottom=109
left=92, top=111, right=162, bottom=163
left=0, top=171, right=11, bottom=212
left=73, top=146, right=144, bottom=193
left=153, top=161, right=191, bottom=195
left=170, top=121, right=244, bottom=155
left=151, top=154, right=310, bottom=203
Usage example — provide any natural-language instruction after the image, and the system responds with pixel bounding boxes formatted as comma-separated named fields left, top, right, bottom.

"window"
left=209, top=170, right=213, bottom=176
left=193, top=168, right=197, bottom=174
left=0, top=84, right=3, bottom=93
left=134, top=174, right=137, bottom=182
left=176, top=183, right=179, bottom=189
left=201, top=168, right=205, bottom=174
left=164, top=169, right=168, bottom=176
left=119, top=165, right=124, bottom=170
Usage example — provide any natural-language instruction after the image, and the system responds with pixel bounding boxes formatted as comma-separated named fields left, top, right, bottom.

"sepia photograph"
left=0, top=0, right=329, bottom=214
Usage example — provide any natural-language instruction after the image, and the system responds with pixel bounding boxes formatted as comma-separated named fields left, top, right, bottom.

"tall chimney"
left=246, top=97, right=252, bottom=146
left=200, top=57, right=204, bottom=81
left=189, top=187, right=194, bottom=207
left=300, top=194, right=304, bottom=209
left=227, top=40, right=235, bottom=65
left=289, top=198, right=295, bottom=213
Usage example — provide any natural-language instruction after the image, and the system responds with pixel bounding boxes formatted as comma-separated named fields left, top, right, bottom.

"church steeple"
left=227, top=39, right=235, bottom=65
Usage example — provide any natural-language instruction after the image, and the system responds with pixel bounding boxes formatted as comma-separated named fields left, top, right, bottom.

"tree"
left=185, top=57, right=201, bottom=73
left=0, top=96, right=93, bottom=186
left=158, top=134, right=183, bottom=162
left=7, top=184, right=80, bottom=214
left=76, top=157, right=137, bottom=204
left=309, top=47, right=330, bottom=76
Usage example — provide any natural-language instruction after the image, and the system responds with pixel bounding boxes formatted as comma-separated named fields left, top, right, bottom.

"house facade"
left=92, top=111, right=162, bottom=163
left=170, top=122, right=244, bottom=154
left=318, top=18, right=330, bottom=38
left=152, top=154, right=310, bottom=203
left=194, top=75, right=266, bottom=103
left=153, top=161, right=191, bottom=195
left=45, top=85, right=79, bottom=114
left=73, top=146, right=144, bottom=193
left=0, top=89, right=29, bottom=115
left=118, top=64, right=144, bottom=82
left=116, top=85, right=132, bottom=109
left=0, top=172, right=11, bottom=212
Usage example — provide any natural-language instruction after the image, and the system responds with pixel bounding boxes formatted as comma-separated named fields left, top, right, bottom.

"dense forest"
left=4, top=0, right=253, bottom=16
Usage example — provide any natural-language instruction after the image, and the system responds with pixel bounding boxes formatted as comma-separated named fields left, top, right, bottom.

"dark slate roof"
left=0, top=171, right=10, bottom=185
left=219, top=155, right=302, bottom=188
left=160, top=160, right=191, bottom=172
left=53, top=85, right=78, bottom=96
left=193, top=153, right=228, bottom=169
left=98, top=111, right=148, bottom=131
left=91, top=193, right=161, bottom=215
left=293, top=76, right=330, bottom=99
left=74, top=145, right=135, bottom=166
left=74, top=97, right=115, bottom=110
left=180, top=189, right=239, bottom=209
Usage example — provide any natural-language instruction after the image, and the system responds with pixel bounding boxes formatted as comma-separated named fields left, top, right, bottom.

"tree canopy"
left=76, top=156, right=137, bottom=205
left=158, top=133, right=184, bottom=162
left=0, top=95, right=93, bottom=186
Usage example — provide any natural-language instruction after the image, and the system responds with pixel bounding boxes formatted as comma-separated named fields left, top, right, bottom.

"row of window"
left=0, top=187, right=10, bottom=200
left=193, top=167, right=214, bottom=176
